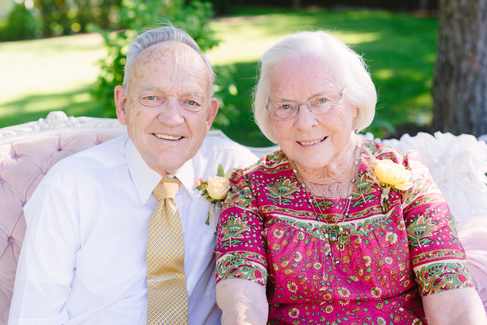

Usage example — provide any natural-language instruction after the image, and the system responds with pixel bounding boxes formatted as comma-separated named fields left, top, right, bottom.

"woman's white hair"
left=123, top=23, right=215, bottom=96
left=253, top=31, right=377, bottom=143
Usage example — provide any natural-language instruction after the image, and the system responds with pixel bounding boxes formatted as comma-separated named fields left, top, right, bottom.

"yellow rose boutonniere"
left=195, top=164, right=235, bottom=232
left=206, top=176, right=230, bottom=200
left=374, top=160, right=413, bottom=191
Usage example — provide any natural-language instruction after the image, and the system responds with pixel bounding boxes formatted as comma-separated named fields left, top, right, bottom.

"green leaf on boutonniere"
left=224, top=168, right=236, bottom=179
left=217, top=164, right=225, bottom=177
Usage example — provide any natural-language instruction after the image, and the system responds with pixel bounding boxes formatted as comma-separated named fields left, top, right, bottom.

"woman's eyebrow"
left=272, top=88, right=337, bottom=102
left=313, top=88, right=338, bottom=96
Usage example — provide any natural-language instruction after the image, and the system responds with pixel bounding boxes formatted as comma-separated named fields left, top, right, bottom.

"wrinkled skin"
left=115, top=41, right=218, bottom=176
left=269, top=54, right=358, bottom=197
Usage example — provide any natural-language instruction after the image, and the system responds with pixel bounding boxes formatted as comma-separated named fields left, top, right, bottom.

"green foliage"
left=34, top=0, right=71, bottom=37
left=206, top=0, right=231, bottom=15
left=10, top=0, right=122, bottom=38
left=211, top=7, right=438, bottom=142
left=3, top=3, right=40, bottom=41
left=0, top=8, right=439, bottom=146
left=212, top=64, right=239, bottom=128
left=91, top=0, right=238, bottom=126
left=0, top=19, right=6, bottom=41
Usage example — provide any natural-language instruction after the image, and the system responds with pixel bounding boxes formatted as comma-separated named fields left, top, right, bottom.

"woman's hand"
left=422, top=287, right=487, bottom=324
left=216, top=279, right=268, bottom=325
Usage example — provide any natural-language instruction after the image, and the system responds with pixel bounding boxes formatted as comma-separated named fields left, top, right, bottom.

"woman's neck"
left=293, top=134, right=361, bottom=198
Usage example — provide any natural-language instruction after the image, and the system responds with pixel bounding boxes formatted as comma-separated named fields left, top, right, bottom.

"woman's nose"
left=294, top=103, right=318, bottom=130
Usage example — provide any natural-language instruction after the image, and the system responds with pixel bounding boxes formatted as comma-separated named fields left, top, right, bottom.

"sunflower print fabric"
left=215, top=140, right=473, bottom=325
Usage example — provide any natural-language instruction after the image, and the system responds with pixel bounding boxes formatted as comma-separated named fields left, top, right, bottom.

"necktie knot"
left=153, top=177, right=181, bottom=201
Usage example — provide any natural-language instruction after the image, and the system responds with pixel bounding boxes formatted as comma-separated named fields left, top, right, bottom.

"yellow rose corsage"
left=374, top=160, right=413, bottom=191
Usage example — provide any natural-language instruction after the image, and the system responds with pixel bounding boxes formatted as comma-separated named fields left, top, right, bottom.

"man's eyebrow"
left=142, top=86, right=162, bottom=91
left=140, top=87, right=205, bottom=98
left=185, top=92, right=205, bottom=98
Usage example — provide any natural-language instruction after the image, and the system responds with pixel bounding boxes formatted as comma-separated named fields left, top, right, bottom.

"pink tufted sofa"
left=0, top=111, right=277, bottom=322
left=0, top=112, right=128, bottom=322
left=0, top=111, right=486, bottom=323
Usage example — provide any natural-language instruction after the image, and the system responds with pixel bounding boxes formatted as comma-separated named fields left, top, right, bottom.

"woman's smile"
left=296, top=136, right=327, bottom=146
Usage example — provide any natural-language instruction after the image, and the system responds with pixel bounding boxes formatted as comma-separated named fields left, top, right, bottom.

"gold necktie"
left=146, top=177, right=188, bottom=324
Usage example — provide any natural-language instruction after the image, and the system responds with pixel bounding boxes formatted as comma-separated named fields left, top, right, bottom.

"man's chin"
left=144, top=155, right=189, bottom=177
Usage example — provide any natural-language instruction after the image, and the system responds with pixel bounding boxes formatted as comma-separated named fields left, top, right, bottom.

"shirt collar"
left=125, top=138, right=196, bottom=205
left=174, top=158, right=195, bottom=199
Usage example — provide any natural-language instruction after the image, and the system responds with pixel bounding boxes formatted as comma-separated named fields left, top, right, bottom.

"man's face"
left=115, top=41, right=218, bottom=176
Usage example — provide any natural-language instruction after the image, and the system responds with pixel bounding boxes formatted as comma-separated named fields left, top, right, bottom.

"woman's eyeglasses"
left=266, top=86, right=347, bottom=121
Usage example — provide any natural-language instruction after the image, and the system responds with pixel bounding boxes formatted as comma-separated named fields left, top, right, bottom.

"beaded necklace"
left=293, top=137, right=362, bottom=263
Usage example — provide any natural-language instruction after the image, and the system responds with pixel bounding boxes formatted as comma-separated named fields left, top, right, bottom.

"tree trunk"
left=419, top=0, right=428, bottom=11
left=432, top=0, right=487, bottom=137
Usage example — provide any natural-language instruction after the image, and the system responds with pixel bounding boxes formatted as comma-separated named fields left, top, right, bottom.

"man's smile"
left=154, top=133, right=184, bottom=141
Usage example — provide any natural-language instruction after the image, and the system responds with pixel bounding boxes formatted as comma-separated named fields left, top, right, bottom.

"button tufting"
left=57, top=148, right=62, bottom=152
left=8, top=236, right=14, bottom=243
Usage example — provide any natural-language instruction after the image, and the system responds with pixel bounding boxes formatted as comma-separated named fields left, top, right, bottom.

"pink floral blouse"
left=215, top=140, right=474, bottom=325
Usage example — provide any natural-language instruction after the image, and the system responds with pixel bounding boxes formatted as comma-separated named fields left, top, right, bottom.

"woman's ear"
left=351, top=105, right=360, bottom=130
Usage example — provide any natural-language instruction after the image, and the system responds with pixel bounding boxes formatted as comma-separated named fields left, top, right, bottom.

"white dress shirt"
left=8, top=135, right=257, bottom=325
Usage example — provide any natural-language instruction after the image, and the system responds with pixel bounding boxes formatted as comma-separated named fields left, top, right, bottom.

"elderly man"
left=8, top=25, right=257, bottom=324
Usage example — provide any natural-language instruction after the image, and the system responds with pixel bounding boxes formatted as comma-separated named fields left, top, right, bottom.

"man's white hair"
left=123, top=23, right=215, bottom=96
left=253, top=31, right=377, bottom=143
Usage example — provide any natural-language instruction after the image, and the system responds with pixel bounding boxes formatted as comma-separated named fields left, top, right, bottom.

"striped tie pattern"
left=146, top=177, right=188, bottom=324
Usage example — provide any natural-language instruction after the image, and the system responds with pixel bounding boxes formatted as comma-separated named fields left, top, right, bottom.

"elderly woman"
left=214, top=31, right=487, bottom=325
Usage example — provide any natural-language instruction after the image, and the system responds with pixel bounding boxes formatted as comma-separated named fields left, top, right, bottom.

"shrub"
left=91, top=0, right=239, bottom=131
left=4, top=3, right=40, bottom=41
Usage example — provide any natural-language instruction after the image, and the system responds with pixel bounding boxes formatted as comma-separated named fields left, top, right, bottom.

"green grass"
left=0, top=33, right=106, bottom=128
left=0, top=7, right=438, bottom=146
left=210, top=7, right=437, bottom=144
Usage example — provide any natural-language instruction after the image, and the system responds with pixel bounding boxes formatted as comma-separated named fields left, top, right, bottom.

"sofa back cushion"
left=0, top=124, right=126, bottom=324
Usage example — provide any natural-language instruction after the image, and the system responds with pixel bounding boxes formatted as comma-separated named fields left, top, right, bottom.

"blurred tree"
left=0, top=0, right=14, bottom=19
left=75, top=0, right=96, bottom=32
left=206, top=0, right=231, bottom=15
left=432, top=0, right=487, bottom=136
left=73, top=0, right=121, bottom=32
left=91, top=0, right=239, bottom=130
left=4, top=2, right=40, bottom=40
left=33, top=0, right=71, bottom=36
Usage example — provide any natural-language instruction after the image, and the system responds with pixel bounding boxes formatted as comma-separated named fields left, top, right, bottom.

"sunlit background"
left=0, top=0, right=438, bottom=146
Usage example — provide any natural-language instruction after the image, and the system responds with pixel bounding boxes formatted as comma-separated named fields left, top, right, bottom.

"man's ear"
left=114, top=86, right=128, bottom=126
left=205, top=97, right=219, bottom=133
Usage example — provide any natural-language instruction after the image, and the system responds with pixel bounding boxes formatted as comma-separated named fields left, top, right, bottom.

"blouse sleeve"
left=401, top=150, right=474, bottom=296
left=215, top=166, right=268, bottom=287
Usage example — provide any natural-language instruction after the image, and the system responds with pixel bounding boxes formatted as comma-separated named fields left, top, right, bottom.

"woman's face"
left=269, top=54, right=358, bottom=172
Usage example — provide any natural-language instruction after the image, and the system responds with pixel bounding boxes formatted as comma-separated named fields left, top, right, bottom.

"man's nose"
left=158, top=99, right=184, bottom=125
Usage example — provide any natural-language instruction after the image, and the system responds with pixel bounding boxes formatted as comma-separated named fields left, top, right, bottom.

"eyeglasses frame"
left=265, top=85, right=347, bottom=121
